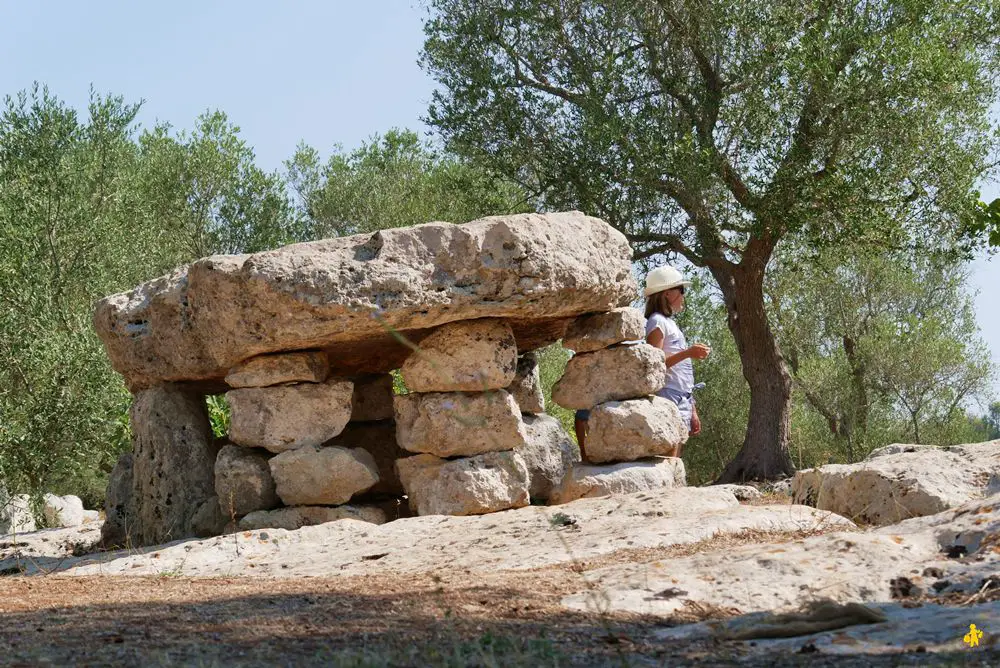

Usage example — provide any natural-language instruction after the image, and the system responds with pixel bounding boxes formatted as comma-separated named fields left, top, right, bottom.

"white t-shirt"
left=645, top=312, right=694, bottom=396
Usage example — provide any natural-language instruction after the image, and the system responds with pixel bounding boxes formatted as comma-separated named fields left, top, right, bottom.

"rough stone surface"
left=401, top=319, right=517, bottom=392
left=350, top=374, right=395, bottom=422
left=552, top=344, right=666, bottom=410
left=324, top=421, right=407, bottom=496
left=130, top=384, right=219, bottom=546
left=507, top=352, right=544, bottom=413
left=792, top=440, right=1000, bottom=525
left=42, top=494, right=85, bottom=528
left=396, top=451, right=531, bottom=516
left=562, top=307, right=646, bottom=353
left=100, top=453, right=133, bottom=547
left=238, top=505, right=387, bottom=531
left=214, top=444, right=279, bottom=517
left=225, top=350, right=329, bottom=388
left=549, top=457, right=686, bottom=505
left=227, top=377, right=354, bottom=453
left=585, top=396, right=689, bottom=463
left=0, top=493, right=35, bottom=535
left=520, top=414, right=579, bottom=501
left=189, top=496, right=229, bottom=537
left=394, top=390, right=528, bottom=457
left=94, top=212, right=636, bottom=389
left=269, top=445, right=379, bottom=506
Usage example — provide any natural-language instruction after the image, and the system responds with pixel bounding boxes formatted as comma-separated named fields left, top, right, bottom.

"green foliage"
left=964, top=195, right=1000, bottom=248
left=205, top=395, right=231, bottom=441
left=535, top=343, right=575, bottom=439
left=286, top=128, right=532, bottom=238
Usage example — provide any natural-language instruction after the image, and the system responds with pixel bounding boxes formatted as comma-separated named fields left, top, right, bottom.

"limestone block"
left=0, top=493, right=35, bottom=535
left=95, top=212, right=636, bottom=390
left=401, top=319, right=517, bottom=392
left=350, top=374, right=395, bottom=422
left=100, top=452, right=134, bottom=547
left=520, top=414, right=580, bottom=501
left=552, top=344, right=666, bottom=410
left=549, top=457, right=687, bottom=505
left=585, top=396, right=689, bottom=463
left=394, top=390, right=528, bottom=457
left=396, top=451, right=530, bottom=516
left=238, top=505, right=387, bottom=531
left=225, top=350, right=329, bottom=388
left=269, top=445, right=379, bottom=506
left=227, top=377, right=354, bottom=453
left=42, top=494, right=85, bottom=528
left=562, top=307, right=646, bottom=353
left=507, top=352, right=544, bottom=413
left=324, top=421, right=407, bottom=496
left=130, top=384, right=219, bottom=546
left=214, top=444, right=279, bottom=517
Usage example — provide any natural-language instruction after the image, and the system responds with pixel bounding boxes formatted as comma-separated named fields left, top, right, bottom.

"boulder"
left=562, top=307, right=646, bottom=353
left=350, top=374, right=395, bottom=422
left=42, top=494, right=85, bottom=528
left=394, top=390, right=528, bottom=457
left=100, top=452, right=134, bottom=547
left=214, top=444, right=279, bottom=518
left=549, top=457, right=686, bottom=505
left=238, top=505, right=387, bottom=531
left=0, top=493, right=35, bottom=535
left=507, top=352, right=544, bottom=413
left=324, top=421, right=408, bottom=496
left=792, top=441, right=1000, bottom=525
left=520, top=414, right=580, bottom=501
left=552, top=344, right=666, bottom=410
left=400, top=319, right=517, bottom=392
left=227, top=377, right=354, bottom=453
left=94, top=212, right=636, bottom=390
left=396, top=451, right=531, bottom=516
left=225, top=350, right=329, bottom=388
left=82, top=510, right=101, bottom=523
left=269, top=445, right=379, bottom=506
left=585, top=396, right=689, bottom=463
left=130, top=384, right=219, bottom=546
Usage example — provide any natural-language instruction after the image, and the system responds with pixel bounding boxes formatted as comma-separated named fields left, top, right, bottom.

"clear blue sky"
left=2, top=0, right=998, bottom=400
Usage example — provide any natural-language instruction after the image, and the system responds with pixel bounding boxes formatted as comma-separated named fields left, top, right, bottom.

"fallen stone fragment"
left=269, top=445, right=379, bottom=506
left=238, top=505, right=386, bottom=531
left=394, top=390, right=527, bottom=457
left=520, top=414, right=579, bottom=501
left=227, top=377, right=354, bottom=452
left=549, top=457, right=686, bottom=505
left=562, top=307, right=646, bottom=353
left=401, top=319, right=517, bottom=392
left=507, top=352, right=544, bottom=413
left=552, top=344, right=666, bottom=410
left=214, top=444, right=279, bottom=517
left=396, top=451, right=530, bottom=516
left=350, top=374, right=395, bottom=422
left=585, top=396, right=688, bottom=463
left=225, top=350, right=329, bottom=388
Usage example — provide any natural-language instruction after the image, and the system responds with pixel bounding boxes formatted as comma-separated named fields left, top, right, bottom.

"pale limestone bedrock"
left=238, top=505, right=386, bottom=531
left=562, top=307, right=646, bottom=353
left=225, top=350, right=329, bottom=388
left=393, top=390, right=527, bottom=457
left=585, top=396, right=689, bottom=464
left=269, top=445, right=379, bottom=506
left=396, top=451, right=530, bottom=516
left=552, top=344, right=666, bottom=410
left=401, top=319, right=517, bottom=392
left=227, top=377, right=354, bottom=453
left=507, top=352, right=544, bottom=413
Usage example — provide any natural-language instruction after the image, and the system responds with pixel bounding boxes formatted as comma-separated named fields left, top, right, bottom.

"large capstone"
left=552, top=344, right=666, bottom=410
left=396, top=451, right=530, bottom=516
left=130, top=385, right=219, bottom=546
left=394, top=390, right=528, bottom=457
left=401, top=319, right=517, bottom=392
left=93, top=212, right=636, bottom=390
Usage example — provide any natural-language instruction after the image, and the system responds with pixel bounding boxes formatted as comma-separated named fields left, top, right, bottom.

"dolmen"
left=94, top=212, right=689, bottom=547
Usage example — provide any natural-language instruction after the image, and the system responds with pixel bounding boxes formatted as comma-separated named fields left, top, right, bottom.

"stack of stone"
left=393, top=319, right=534, bottom=516
left=218, top=350, right=386, bottom=530
left=548, top=308, right=689, bottom=504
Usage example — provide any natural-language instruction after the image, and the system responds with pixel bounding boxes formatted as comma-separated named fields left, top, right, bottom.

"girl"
left=643, top=265, right=710, bottom=453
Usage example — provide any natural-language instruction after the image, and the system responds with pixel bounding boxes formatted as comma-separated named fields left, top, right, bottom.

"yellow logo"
left=964, top=623, right=984, bottom=648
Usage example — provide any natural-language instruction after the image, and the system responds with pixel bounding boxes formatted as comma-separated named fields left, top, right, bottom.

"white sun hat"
left=643, top=265, right=692, bottom=297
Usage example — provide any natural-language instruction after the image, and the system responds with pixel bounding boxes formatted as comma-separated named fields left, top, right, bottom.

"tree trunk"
left=711, top=256, right=796, bottom=482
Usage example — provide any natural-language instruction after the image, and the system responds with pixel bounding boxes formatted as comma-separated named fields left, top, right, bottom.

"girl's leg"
left=574, top=409, right=590, bottom=461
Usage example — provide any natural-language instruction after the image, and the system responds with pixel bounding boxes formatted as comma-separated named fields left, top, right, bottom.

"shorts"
left=575, top=409, right=590, bottom=421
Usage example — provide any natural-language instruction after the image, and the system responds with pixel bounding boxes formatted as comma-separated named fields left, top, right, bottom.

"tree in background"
left=422, top=0, right=1000, bottom=481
